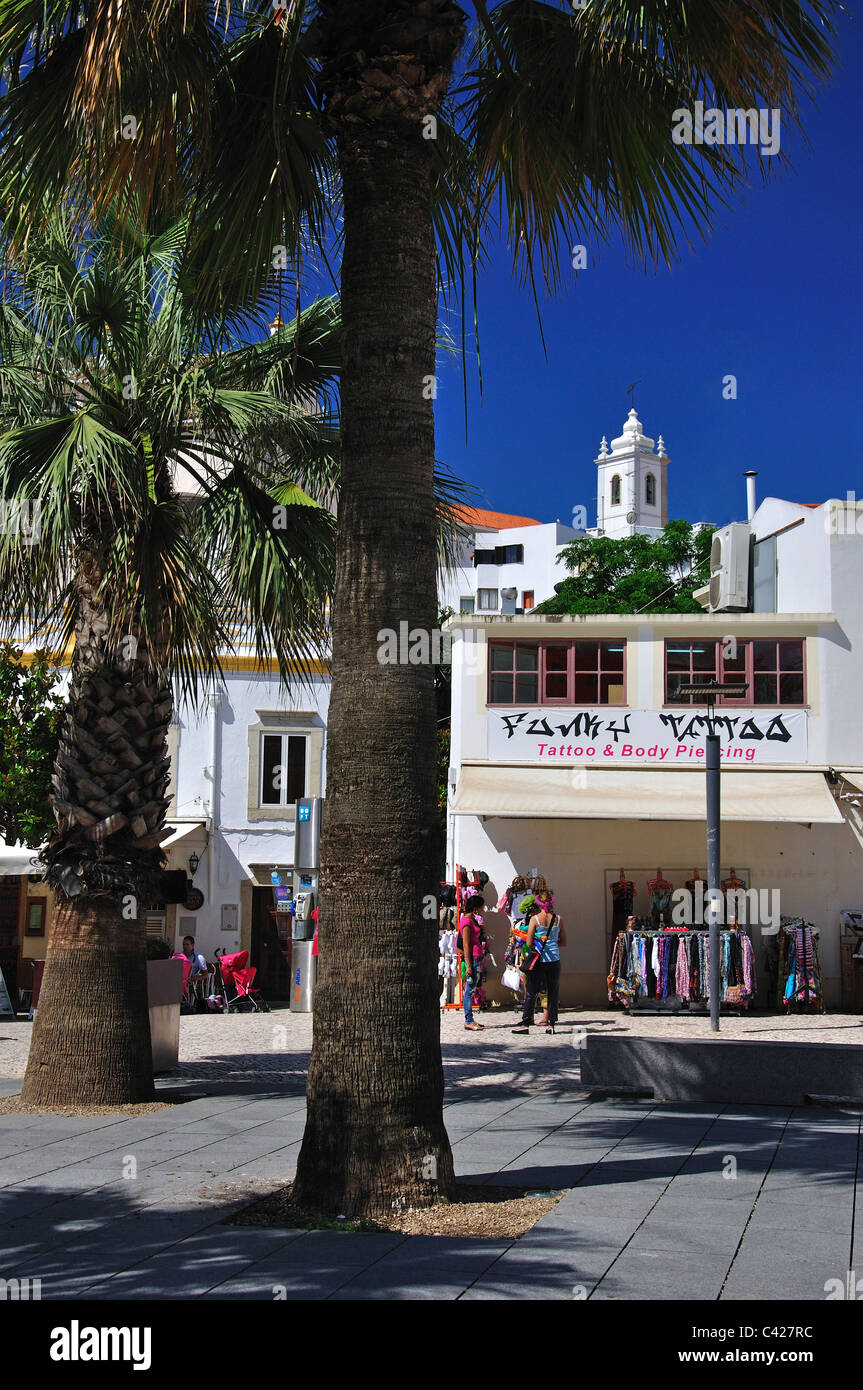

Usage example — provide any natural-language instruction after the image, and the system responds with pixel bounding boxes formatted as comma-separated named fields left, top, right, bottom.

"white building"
left=8, top=512, right=581, bottom=1004
left=440, top=508, right=580, bottom=617
left=445, top=490, right=863, bottom=1009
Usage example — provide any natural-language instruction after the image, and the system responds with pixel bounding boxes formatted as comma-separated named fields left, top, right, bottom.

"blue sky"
left=434, top=10, right=862, bottom=533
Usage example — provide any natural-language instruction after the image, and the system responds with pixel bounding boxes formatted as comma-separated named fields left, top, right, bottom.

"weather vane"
left=626, top=380, right=641, bottom=410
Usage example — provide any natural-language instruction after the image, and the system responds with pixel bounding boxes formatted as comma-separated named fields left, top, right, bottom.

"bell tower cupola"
left=595, top=408, right=669, bottom=539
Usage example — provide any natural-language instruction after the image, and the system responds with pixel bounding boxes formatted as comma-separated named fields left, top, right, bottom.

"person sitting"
left=181, top=935, right=207, bottom=980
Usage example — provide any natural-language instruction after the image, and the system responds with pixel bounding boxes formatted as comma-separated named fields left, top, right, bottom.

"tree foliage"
left=0, top=643, right=64, bottom=849
left=0, top=2, right=839, bottom=321
left=536, top=519, right=715, bottom=615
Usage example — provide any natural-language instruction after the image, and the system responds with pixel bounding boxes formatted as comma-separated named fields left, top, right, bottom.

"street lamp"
left=676, top=680, right=749, bottom=1032
left=188, top=852, right=200, bottom=878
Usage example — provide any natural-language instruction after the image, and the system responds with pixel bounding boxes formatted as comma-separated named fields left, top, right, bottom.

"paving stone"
left=721, top=1258, right=845, bottom=1302
left=591, top=1248, right=727, bottom=1300
left=0, top=1055, right=856, bottom=1302
left=736, top=1225, right=852, bottom=1265
left=743, top=1202, right=852, bottom=1239
left=466, top=1263, right=594, bottom=1299
left=625, top=1218, right=746, bottom=1257
left=197, top=1261, right=360, bottom=1300
left=326, top=1273, right=469, bottom=1300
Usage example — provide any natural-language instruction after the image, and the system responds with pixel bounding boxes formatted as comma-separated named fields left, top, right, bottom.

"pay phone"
left=290, top=798, right=321, bottom=1009
left=292, top=874, right=317, bottom=940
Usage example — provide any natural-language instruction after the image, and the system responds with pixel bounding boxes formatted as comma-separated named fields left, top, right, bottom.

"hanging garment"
left=741, top=934, right=757, bottom=997
left=676, top=936, right=691, bottom=1000
left=647, top=874, right=675, bottom=925
left=607, top=935, right=622, bottom=1001
left=610, top=878, right=636, bottom=932
left=651, top=936, right=661, bottom=984
left=723, top=930, right=755, bottom=1006
left=793, top=927, right=821, bottom=1009
left=496, top=889, right=510, bottom=913
left=661, top=936, right=672, bottom=998
left=783, top=932, right=798, bottom=1006
left=721, top=873, right=748, bottom=919
left=702, top=937, right=711, bottom=1001
left=720, top=934, right=731, bottom=1001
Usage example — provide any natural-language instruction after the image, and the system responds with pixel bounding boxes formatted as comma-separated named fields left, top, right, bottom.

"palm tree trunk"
left=294, top=1, right=465, bottom=1216
left=21, top=897, right=153, bottom=1106
left=21, top=576, right=172, bottom=1107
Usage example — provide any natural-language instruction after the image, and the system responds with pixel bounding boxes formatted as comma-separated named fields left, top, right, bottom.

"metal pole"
left=706, top=730, right=721, bottom=1032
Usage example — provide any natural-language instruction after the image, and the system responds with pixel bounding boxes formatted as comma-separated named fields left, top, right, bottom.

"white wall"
left=170, top=669, right=330, bottom=958
left=439, top=521, right=579, bottom=615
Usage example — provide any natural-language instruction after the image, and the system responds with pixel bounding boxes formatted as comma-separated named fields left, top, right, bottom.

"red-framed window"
left=665, top=639, right=806, bottom=706
left=488, top=640, right=626, bottom=706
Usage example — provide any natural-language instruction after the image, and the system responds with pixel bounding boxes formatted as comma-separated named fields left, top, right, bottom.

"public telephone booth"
left=290, top=797, right=321, bottom=1012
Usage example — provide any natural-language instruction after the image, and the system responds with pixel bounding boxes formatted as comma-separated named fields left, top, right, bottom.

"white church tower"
left=594, top=408, right=669, bottom=539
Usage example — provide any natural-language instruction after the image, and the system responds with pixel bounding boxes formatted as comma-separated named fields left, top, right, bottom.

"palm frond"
left=194, top=467, right=334, bottom=688
left=0, top=201, right=338, bottom=691
left=459, top=0, right=838, bottom=285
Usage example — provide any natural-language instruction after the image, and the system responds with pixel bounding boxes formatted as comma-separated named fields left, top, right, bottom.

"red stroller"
left=214, top=949, right=270, bottom=1013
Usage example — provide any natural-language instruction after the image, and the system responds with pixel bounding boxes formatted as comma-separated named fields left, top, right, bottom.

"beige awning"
left=839, top=773, right=863, bottom=796
left=451, top=766, right=843, bottom=823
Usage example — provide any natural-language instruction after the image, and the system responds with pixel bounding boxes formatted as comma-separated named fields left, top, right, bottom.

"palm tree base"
left=294, top=1110, right=458, bottom=1219
left=20, top=897, right=155, bottom=1107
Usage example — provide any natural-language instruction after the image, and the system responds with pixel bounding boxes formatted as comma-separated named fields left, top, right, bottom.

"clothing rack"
left=608, top=927, right=757, bottom=1014
left=616, top=929, right=727, bottom=936
left=769, top=920, right=825, bottom=1014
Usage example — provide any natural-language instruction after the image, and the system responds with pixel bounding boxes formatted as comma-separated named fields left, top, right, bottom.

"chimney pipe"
left=744, top=471, right=757, bottom=522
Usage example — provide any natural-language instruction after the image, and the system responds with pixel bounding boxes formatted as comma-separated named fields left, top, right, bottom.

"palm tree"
left=0, top=207, right=339, bottom=1105
left=0, top=1, right=838, bottom=1206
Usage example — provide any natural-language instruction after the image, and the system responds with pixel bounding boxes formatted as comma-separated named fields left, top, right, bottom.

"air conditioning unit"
left=500, top=587, right=518, bottom=615
left=708, top=523, right=751, bottom=612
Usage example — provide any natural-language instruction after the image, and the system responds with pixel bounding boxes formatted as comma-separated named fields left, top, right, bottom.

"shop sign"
left=488, top=707, right=807, bottom=764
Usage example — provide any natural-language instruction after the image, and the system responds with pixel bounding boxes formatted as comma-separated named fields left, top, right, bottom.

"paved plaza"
left=0, top=1008, right=861, bottom=1300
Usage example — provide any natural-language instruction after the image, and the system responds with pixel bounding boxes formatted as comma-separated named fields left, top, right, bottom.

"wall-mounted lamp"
left=188, top=852, right=200, bottom=877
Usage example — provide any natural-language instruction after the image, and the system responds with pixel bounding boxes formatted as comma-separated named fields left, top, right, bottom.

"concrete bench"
left=581, top=1034, right=863, bottom=1105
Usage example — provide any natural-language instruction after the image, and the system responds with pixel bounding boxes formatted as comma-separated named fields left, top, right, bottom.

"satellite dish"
left=626, top=511, right=637, bottom=524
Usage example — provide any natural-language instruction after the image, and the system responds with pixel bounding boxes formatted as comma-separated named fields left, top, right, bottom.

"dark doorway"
left=251, top=887, right=291, bottom=1001
left=0, top=877, right=21, bottom=1011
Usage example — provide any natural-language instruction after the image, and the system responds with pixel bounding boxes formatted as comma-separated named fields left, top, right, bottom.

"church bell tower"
left=595, top=409, right=669, bottom=539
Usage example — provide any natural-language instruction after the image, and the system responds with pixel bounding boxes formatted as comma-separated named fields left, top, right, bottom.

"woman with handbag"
left=512, top=894, right=566, bottom=1035
left=461, top=893, right=486, bottom=1031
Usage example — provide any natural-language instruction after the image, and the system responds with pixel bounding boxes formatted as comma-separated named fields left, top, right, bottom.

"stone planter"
left=147, top=958, right=183, bottom=1074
